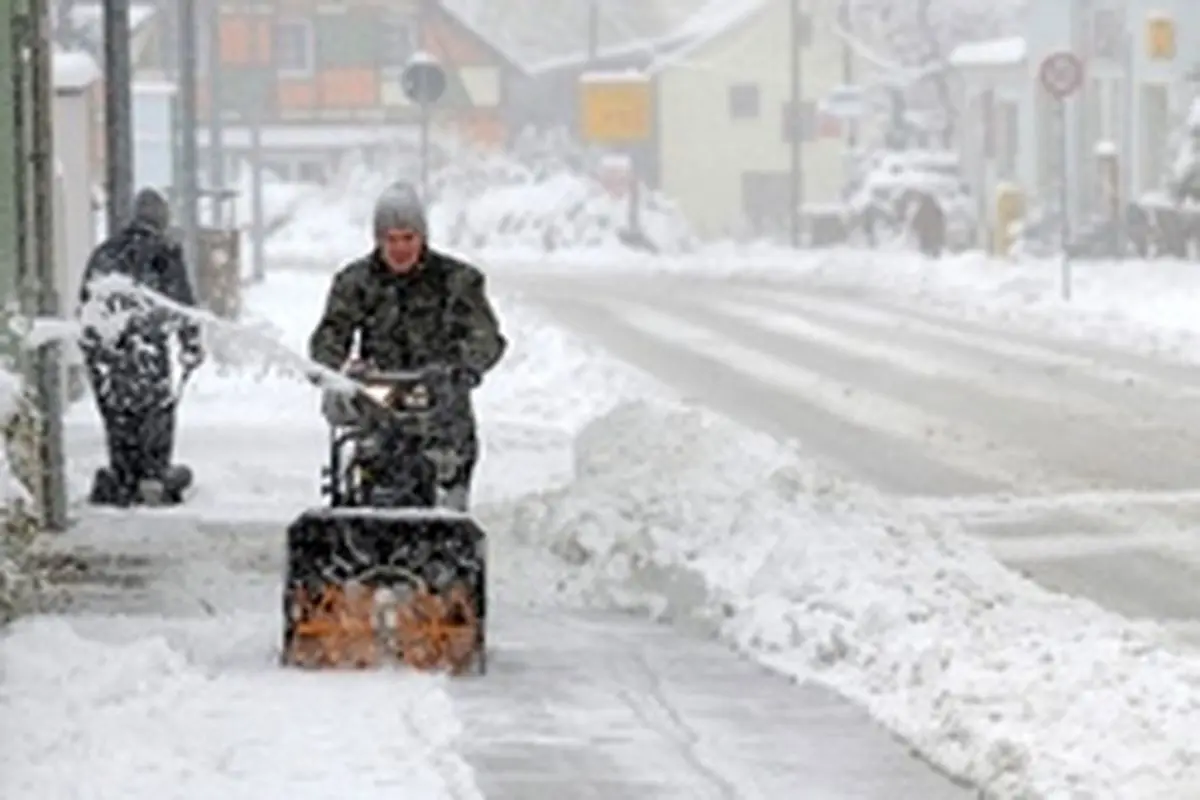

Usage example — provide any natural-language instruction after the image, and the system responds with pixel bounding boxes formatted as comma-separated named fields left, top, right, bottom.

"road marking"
left=984, top=530, right=1200, bottom=561
left=739, top=288, right=1200, bottom=398
left=614, top=302, right=1053, bottom=490
left=903, top=489, right=1200, bottom=520
left=708, top=298, right=1114, bottom=415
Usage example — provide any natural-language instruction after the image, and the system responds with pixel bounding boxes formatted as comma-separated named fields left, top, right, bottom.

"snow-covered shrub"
left=267, top=128, right=698, bottom=265
left=0, top=365, right=41, bottom=626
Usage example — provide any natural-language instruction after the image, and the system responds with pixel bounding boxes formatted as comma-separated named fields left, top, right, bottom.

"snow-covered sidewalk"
left=1, top=616, right=478, bottom=799
left=0, top=271, right=651, bottom=799
left=1, top=275, right=493, bottom=799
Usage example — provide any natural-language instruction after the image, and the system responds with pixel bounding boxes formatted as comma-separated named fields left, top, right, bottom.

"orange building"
left=172, top=0, right=518, bottom=181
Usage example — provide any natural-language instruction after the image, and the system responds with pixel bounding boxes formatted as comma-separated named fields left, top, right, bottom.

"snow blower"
left=281, top=366, right=487, bottom=675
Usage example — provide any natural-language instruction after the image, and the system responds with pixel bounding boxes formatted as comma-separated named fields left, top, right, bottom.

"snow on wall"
left=0, top=367, right=34, bottom=625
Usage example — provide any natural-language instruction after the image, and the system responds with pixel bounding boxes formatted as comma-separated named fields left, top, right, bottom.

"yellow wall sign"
left=579, top=73, right=652, bottom=143
left=1146, top=14, right=1175, bottom=60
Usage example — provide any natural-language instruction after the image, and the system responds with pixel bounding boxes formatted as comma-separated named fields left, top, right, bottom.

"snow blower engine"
left=281, top=365, right=486, bottom=675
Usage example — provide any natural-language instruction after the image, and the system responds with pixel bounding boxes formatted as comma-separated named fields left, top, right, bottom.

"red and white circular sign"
left=1039, top=51, right=1084, bottom=100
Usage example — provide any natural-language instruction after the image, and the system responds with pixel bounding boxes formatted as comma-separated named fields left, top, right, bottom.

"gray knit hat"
left=131, top=187, right=170, bottom=232
left=372, top=181, right=427, bottom=238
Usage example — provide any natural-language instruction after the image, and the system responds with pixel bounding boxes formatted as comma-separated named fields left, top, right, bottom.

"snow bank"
left=267, top=135, right=697, bottom=267
left=489, top=399, right=1200, bottom=798
left=0, top=615, right=482, bottom=799
left=0, top=366, right=36, bottom=626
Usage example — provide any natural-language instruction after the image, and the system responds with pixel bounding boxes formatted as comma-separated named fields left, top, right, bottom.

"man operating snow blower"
left=282, top=182, right=506, bottom=675
left=77, top=188, right=204, bottom=507
left=307, top=181, right=507, bottom=510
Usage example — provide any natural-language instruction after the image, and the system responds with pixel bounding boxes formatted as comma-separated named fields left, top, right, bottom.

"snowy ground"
left=9, top=237, right=1200, bottom=797
left=0, top=275, right=632, bottom=798
left=0, top=276, right=490, bottom=799
left=1, top=271, right=971, bottom=799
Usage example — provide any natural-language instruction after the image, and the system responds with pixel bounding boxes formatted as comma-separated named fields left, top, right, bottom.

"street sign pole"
left=578, top=71, right=653, bottom=242
left=400, top=53, right=447, bottom=202
left=1039, top=51, right=1084, bottom=301
left=1058, top=103, right=1071, bottom=300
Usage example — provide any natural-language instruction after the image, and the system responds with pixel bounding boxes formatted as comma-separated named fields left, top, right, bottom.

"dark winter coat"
left=911, top=192, right=946, bottom=258
left=77, top=207, right=201, bottom=405
left=308, top=247, right=507, bottom=453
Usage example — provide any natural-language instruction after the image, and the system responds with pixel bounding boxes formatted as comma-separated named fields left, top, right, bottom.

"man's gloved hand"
left=342, top=358, right=371, bottom=378
left=452, top=365, right=481, bottom=390
left=179, top=342, right=204, bottom=374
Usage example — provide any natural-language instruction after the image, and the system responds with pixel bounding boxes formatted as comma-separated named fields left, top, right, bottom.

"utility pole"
left=838, top=0, right=856, bottom=150
left=0, top=7, right=22, bottom=365
left=587, top=0, right=598, bottom=60
left=789, top=0, right=805, bottom=248
left=247, top=0, right=265, bottom=281
left=103, top=0, right=134, bottom=235
left=27, top=0, right=68, bottom=530
left=177, top=0, right=200, bottom=274
left=206, top=0, right=225, bottom=226
left=417, top=0, right=431, bottom=201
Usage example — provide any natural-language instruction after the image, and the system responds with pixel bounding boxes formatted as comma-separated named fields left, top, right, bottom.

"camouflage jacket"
left=308, top=247, right=507, bottom=385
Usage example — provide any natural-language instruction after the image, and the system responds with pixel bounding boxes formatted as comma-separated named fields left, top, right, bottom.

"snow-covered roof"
left=68, top=2, right=157, bottom=32
left=647, top=0, right=765, bottom=72
left=440, top=0, right=711, bottom=73
left=580, top=69, right=651, bottom=84
left=53, top=48, right=100, bottom=90
left=948, top=36, right=1027, bottom=67
left=194, top=125, right=418, bottom=150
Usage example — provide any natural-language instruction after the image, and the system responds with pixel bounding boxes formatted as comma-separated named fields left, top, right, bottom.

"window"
left=1089, top=6, right=1124, bottom=62
left=1141, top=83, right=1168, bottom=192
left=793, top=11, right=813, bottom=47
left=997, top=99, right=1019, bottom=180
left=297, top=160, right=327, bottom=183
left=381, top=12, right=417, bottom=67
left=781, top=100, right=816, bottom=142
left=728, top=84, right=759, bottom=119
left=741, top=171, right=792, bottom=238
left=274, top=19, right=314, bottom=76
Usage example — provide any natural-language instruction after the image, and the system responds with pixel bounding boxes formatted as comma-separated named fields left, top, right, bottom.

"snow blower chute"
left=281, top=366, right=487, bottom=674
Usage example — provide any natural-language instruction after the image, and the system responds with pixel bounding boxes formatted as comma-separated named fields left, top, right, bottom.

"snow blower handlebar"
left=321, top=364, right=456, bottom=428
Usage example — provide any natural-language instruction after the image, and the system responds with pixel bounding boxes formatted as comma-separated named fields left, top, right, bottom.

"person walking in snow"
left=77, top=188, right=204, bottom=506
left=910, top=190, right=946, bottom=258
left=308, top=182, right=507, bottom=511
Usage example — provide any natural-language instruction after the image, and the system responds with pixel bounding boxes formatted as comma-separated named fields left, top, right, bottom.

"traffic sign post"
left=1039, top=51, right=1083, bottom=301
left=401, top=52, right=446, bottom=202
left=579, top=70, right=652, bottom=239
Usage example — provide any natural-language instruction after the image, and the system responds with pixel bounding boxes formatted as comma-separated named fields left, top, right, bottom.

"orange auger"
left=287, top=580, right=480, bottom=673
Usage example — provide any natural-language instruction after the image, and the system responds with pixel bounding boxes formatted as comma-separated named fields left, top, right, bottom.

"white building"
left=951, top=0, right=1195, bottom=235
left=649, top=0, right=857, bottom=239
left=53, top=47, right=103, bottom=401
left=52, top=48, right=102, bottom=307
